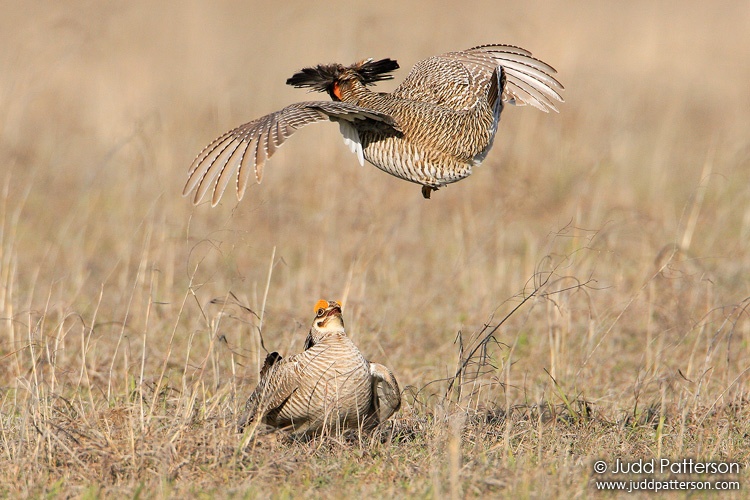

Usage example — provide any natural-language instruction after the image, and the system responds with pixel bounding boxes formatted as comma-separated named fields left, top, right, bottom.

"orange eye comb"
left=313, top=299, right=342, bottom=312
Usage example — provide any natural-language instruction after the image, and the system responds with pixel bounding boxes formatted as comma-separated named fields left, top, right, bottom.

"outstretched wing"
left=184, top=101, right=399, bottom=206
left=369, top=362, right=401, bottom=424
left=472, top=44, right=564, bottom=112
left=392, top=43, right=563, bottom=113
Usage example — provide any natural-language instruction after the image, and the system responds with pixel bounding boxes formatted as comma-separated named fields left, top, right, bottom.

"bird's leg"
left=421, top=185, right=437, bottom=199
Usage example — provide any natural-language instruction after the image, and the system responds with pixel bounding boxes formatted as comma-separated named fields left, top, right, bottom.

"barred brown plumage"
left=238, top=300, right=401, bottom=437
left=184, top=44, right=563, bottom=205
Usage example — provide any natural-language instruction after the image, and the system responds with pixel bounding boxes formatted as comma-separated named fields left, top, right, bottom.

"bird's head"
left=311, top=299, right=345, bottom=332
left=287, top=59, right=399, bottom=101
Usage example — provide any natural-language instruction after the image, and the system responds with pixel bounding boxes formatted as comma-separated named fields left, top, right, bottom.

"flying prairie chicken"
left=184, top=44, right=563, bottom=204
left=238, top=300, right=401, bottom=436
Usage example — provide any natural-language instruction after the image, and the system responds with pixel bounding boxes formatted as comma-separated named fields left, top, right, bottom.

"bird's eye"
left=316, top=308, right=325, bottom=317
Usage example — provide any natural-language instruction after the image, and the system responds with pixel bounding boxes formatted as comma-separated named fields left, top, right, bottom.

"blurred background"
left=1, top=0, right=749, bottom=408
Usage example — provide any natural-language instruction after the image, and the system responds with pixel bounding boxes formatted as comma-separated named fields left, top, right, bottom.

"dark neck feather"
left=286, top=58, right=400, bottom=99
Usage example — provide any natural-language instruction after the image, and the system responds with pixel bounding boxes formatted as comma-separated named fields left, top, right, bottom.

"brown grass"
left=2, top=0, right=750, bottom=497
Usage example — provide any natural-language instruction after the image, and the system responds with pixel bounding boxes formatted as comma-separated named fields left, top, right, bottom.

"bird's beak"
left=321, top=306, right=344, bottom=328
left=325, top=305, right=342, bottom=317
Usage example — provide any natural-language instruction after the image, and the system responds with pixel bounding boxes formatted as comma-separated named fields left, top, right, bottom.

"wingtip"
left=210, top=194, right=221, bottom=207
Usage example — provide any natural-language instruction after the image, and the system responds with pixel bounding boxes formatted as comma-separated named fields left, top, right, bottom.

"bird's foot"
left=421, top=185, right=438, bottom=199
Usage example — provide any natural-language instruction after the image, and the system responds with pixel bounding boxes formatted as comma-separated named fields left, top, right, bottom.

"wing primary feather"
left=212, top=138, right=247, bottom=205
left=254, top=127, right=270, bottom=184
left=497, top=59, right=564, bottom=96
left=191, top=135, right=238, bottom=204
left=237, top=134, right=260, bottom=200
left=184, top=130, right=234, bottom=197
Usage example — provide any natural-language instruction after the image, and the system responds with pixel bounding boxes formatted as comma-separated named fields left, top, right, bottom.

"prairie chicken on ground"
left=238, top=300, right=401, bottom=436
left=184, top=44, right=563, bottom=204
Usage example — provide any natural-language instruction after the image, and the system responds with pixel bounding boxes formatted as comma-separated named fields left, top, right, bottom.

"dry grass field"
left=2, top=0, right=750, bottom=497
